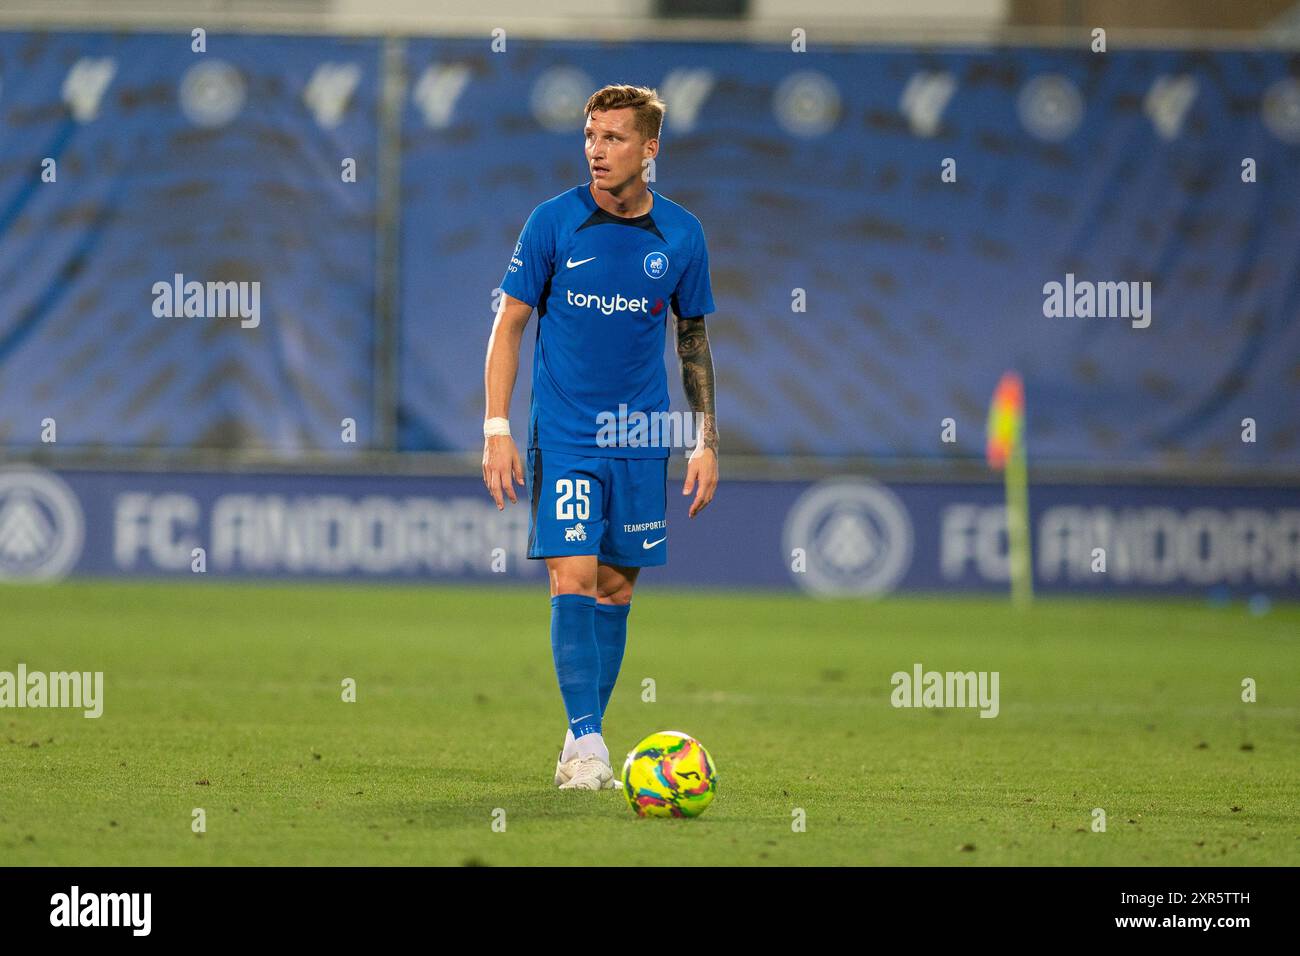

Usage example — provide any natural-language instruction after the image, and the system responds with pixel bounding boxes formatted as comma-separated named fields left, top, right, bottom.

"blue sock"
left=551, top=594, right=601, bottom=739
left=596, top=603, right=630, bottom=717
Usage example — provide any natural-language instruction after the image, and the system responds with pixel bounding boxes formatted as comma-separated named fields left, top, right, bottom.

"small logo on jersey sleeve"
left=644, top=252, right=669, bottom=279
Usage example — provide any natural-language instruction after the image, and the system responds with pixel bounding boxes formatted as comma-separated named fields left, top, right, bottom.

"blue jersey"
left=500, top=183, right=715, bottom=459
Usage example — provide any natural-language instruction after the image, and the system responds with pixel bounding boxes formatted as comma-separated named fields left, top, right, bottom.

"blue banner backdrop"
left=0, top=32, right=1297, bottom=469
left=0, top=32, right=382, bottom=451
left=398, top=39, right=1300, bottom=466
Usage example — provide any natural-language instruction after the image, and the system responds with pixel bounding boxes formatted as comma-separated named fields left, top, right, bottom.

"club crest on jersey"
left=564, top=522, right=587, bottom=542
left=643, top=252, right=669, bottom=279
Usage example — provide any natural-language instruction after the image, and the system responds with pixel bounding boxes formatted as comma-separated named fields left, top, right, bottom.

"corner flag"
left=986, top=372, right=1032, bottom=607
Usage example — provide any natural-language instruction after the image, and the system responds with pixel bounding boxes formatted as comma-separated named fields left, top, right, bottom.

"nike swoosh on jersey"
left=565, top=256, right=597, bottom=269
left=642, top=536, right=667, bottom=550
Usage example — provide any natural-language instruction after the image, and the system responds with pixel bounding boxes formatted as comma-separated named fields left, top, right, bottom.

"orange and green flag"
left=986, top=371, right=1025, bottom=470
left=986, top=371, right=1032, bottom=607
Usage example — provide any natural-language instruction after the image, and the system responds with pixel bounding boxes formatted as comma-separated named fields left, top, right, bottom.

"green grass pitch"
left=1, top=580, right=1296, bottom=866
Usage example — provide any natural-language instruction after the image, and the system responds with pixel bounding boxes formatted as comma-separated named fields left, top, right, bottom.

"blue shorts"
left=527, top=449, right=668, bottom=567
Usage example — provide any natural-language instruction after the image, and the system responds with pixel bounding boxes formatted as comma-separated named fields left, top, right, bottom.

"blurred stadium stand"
left=0, top=8, right=1296, bottom=476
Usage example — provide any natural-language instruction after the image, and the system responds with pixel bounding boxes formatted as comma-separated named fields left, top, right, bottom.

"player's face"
left=585, top=109, right=656, bottom=194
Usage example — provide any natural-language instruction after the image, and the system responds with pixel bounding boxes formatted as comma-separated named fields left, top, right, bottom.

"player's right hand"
left=482, top=435, right=525, bottom=510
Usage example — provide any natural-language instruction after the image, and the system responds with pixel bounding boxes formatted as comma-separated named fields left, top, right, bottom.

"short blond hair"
left=584, top=84, right=665, bottom=141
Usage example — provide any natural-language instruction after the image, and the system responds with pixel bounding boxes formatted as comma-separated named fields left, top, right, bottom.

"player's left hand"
left=682, top=446, right=718, bottom=518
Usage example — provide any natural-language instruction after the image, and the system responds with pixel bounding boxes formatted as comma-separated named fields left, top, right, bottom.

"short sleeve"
left=500, top=206, right=555, bottom=308
left=670, top=226, right=715, bottom=319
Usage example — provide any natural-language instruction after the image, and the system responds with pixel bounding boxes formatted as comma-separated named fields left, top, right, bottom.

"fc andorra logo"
left=782, top=478, right=913, bottom=597
left=0, top=468, right=85, bottom=581
left=644, top=252, right=668, bottom=279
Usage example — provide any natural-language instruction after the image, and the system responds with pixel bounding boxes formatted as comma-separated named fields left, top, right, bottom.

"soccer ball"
left=621, top=731, right=717, bottom=818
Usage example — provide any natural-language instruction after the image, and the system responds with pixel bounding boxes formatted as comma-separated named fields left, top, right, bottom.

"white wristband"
left=483, top=417, right=511, bottom=438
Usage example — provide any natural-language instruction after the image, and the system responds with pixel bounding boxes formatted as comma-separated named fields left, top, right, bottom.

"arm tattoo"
left=675, top=315, right=718, bottom=454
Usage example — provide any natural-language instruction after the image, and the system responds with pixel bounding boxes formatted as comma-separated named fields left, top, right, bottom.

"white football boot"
left=556, top=755, right=616, bottom=791
left=555, top=752, right=621, bottom=789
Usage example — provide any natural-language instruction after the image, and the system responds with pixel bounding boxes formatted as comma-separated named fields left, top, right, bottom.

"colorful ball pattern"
left=622, top=731, right=717, bottom=818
